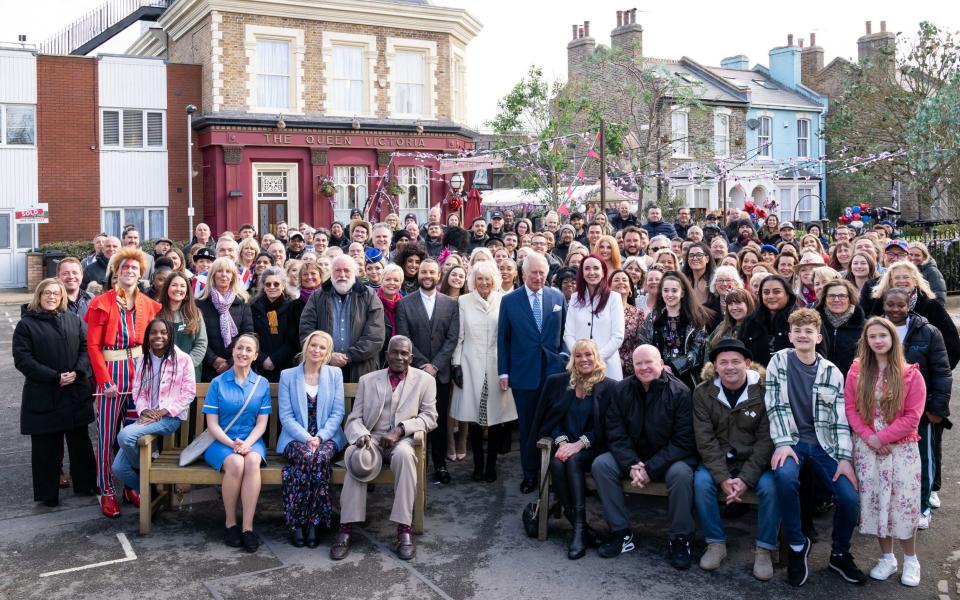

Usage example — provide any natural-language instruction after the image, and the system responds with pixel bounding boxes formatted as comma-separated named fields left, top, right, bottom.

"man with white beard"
left=298, top=254, right=385, bottom=383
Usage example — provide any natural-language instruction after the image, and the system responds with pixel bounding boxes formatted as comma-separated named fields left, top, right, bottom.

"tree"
left=827, top=21, right=960, bottom=219
left=486, top=66, right=590, bottom=209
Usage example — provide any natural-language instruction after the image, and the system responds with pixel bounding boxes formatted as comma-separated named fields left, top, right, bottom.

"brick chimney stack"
left=801, top=31, right=824, bottom=85
left=611, top=7, right=643, bottom=58
left=858, top=19, right=896, bottom=71
left=567, top=19, right=596, bottom=82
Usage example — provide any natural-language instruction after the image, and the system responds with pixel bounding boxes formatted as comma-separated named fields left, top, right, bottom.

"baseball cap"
left=288, top=231, right=304, bottom=241
left=491, top=211, right=503, bottom=219
left=193, top=247, right=216, bottom=262
left=779, top=221, right=795, bottom=230
left=349, top=208, right=362, bottom=218
left=885, top=240, right=908, bottom=253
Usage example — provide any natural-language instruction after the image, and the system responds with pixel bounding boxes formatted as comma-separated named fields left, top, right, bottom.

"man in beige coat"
left=331, top=336, right=437, bottom=561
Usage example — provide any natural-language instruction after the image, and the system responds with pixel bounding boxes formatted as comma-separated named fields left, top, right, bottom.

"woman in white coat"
left=451, top=260, right=517, bottom=483
left=563, top=254, right=625, bottom=380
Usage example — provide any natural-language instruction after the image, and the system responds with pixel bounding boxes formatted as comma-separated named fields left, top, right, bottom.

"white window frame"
left=451, top=46, right=467, bottom=123
left=797, top=186, right=816, bottom=222
left=693, top=187, right=711, bottom=209
left=671, top=106, right=689, bottom=158
left=0, top=104, right=36, bottom=147
left=322, top=31, right=377, bottom=117
left=671, top=185, right=690, bottom=205
left=102, top=207, right=167, bottom=240
left=333, top=166, right=369, bottom=224
left=100, top=108, right=165, bottom=150
left=796, top=116, right=811, bottom=158
left=244, top=25, right=305, bottom=114
left=386, top=37, right=438, bottom=119
left=713, top=108, right=730, bottom=159
left=757, top=114, right=772, bottom=159
left=398, top=166, right=430, bottom=222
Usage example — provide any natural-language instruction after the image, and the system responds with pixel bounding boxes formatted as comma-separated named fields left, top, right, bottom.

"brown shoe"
left=395, top=531, right=416, bottom=560
left=330, top=531, right=351, bottom=560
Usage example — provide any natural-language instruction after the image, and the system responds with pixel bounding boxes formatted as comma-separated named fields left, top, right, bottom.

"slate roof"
left=707, top=66, right=823, bottom=110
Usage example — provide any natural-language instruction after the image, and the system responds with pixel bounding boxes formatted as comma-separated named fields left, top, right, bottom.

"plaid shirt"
left=764, top=349, right=853, bottom=462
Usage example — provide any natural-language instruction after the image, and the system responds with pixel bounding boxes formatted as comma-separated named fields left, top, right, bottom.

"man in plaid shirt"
left=766, top=309, right=866, bottom=587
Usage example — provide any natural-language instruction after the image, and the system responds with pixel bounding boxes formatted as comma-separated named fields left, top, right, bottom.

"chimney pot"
left=880, top=21, right=886, bottom=32
left=787, top=33, right=794, bottom=46
left=799, top=38, right=804, bottom=48
left=866, top=21, right=872, bottom=34
left=578, top=26, right=584, bottom=39
left=584, top=21, right=590, bottom=37
left=616, top=10, right=623, bottom=27
left=571, top=24, right=578, bottom=40
left=810, top=33, right=817, bottom=46
left=631, top=8, right=637, bottom=23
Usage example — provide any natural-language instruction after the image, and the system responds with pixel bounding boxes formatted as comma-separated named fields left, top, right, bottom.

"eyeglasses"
left=649, top=246, right=667, bottom=253
left=826, top=293, right=849, bottom=301
left=41, top=290, right=62, bottom=298
left=687, top=253, right=706, bottom=259
left=263, top=281, right=282, bottom=288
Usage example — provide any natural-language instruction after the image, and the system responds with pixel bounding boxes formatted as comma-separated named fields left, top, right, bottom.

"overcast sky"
left=3, top=0, right=958, bottom=130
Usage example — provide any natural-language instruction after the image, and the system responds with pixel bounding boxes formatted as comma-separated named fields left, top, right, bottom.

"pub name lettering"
left=261, top=134, right=427, bottom=147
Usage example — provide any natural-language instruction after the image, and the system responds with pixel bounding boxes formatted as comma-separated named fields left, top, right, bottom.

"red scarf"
left=377, top=288, right=402, bottom=329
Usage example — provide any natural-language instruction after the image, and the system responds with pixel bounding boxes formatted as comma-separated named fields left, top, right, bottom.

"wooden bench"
left=137, top=382, right=427, bottom=536
left=536, top=437, right=760, bottom=541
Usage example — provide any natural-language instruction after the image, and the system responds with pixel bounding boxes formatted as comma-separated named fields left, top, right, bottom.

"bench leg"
left=163, top=484, right=174, bottom=511
left=139, top=446, right=152, bottom=536
left=538, top=446, right=551, bottom=541
left=413, top=444, right=425, bottom=535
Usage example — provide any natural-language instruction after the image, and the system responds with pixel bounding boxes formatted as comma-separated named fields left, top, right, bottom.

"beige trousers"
left=340, top=437, right=418, bottom=526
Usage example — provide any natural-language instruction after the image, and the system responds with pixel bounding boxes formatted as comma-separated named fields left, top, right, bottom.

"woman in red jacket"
left=84, top=246, right=161, bottom=518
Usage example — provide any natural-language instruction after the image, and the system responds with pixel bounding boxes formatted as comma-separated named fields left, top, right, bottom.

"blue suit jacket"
left=497, top=286, right=567, bottom=391
left=276, top=364, right=347, bottom=453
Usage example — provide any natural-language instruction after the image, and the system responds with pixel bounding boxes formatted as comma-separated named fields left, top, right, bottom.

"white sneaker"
left=869, top=556, right=898, bottom=581
left=929, top=491, right=941, bottom=508
left=918, top=510, right=932, bottom=530
left=900, top=559, right=921, bottom=587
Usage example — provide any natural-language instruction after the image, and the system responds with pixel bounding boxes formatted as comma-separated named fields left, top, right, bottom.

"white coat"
left=451, top=290, right=517, bottom=425
left=563, top=290, right=625, bottom=380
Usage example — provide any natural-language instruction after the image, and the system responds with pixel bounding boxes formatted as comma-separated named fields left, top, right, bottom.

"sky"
left=3, top=0, right=958, bottom=130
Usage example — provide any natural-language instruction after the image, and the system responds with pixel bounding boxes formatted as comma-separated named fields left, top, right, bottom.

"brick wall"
left=166, top=63, right=204, bottom=241
left=168, top=15, right=215, bottom=115
left=36, top=55, right=100, bottom=244
left=217, top=12, right=452, bottom=118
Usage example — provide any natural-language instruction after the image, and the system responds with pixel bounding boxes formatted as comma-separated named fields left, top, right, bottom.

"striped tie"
left=532, top=291, right=542, bottom=331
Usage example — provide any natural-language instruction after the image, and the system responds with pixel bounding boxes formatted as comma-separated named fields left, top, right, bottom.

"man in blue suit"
left=497, top=252, right=568, bottom=493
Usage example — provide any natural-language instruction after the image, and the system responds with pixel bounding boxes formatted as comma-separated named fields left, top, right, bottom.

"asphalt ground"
left=2, top=302, right=960, bottom=600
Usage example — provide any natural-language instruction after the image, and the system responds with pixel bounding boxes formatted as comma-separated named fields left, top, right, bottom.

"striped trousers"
left=95, top=391, right=131, bottom=497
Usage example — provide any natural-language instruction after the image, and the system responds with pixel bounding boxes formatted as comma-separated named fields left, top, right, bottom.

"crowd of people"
left=13, top=200, right=956, bottom=586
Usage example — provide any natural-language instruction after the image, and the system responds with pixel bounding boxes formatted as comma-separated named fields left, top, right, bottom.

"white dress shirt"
left=420, top=289, right=437, bottom=320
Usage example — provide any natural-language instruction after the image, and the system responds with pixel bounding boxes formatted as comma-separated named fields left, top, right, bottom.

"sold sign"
left=16, top=203, right=49, bottom=223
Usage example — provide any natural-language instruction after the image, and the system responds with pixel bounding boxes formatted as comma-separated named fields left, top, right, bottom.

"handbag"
left=521, top=468, right=552, bottom=538
left=179, top=374, right=263, bottom=467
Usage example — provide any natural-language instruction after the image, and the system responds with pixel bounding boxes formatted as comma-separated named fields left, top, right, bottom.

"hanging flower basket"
left=319, top=181, right=336, bottom=198
left=448, top=196, right=463, bottom=210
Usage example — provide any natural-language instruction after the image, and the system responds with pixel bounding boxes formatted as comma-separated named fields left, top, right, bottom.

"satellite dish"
left=746, top=118, right=760, bottom=130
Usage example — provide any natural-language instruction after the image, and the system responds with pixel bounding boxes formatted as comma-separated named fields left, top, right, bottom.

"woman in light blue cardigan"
left=277, top=330, right=347, bottom=548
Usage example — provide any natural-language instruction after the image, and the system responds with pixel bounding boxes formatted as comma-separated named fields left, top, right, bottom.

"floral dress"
left=854, top=375, right=921, bottom=540
left=620, top=304, right=643, bottom=376
left=281, top=390, right=338, bottom=530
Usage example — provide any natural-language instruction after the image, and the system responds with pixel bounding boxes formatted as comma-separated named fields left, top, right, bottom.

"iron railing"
left=903, top=226, right=960, bottom=293
left=39, top=0, right=170, bottom=56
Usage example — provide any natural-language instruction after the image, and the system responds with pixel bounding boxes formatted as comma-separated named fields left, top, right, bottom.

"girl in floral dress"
left=844, top=317, right=925, bottom=587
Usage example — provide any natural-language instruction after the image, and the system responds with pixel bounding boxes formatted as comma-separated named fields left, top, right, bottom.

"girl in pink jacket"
left=112, top=319, right=196, bottom=503
left=844, top=317, right=925, bottom=587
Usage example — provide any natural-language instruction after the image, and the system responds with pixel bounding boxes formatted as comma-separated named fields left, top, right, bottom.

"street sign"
left=16, top=203, right=49, bottom=224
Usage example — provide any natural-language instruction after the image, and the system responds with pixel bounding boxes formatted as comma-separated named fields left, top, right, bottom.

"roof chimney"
left=568, top=18, right=596, bottom=82
left=801, top=32, right=824, bottom=85
left=810, top=33, right=816, bottom=46
left=799, top=38, right=805, bottom=48
left=858, top=19, right=896, bottom=69
left=865, top=21, right=872, bottom=34
left=720, top=55, right=750, bottom=70
left=880, top=21, right=887, bottom=32
left=770, top=42, right=801, bottom=90
left=611, top=7, right=643, bottom=58
left=787, top=33, right=794, bottom=46
left=616, top=10, right=623, bottom=27
left=571, top=24, right=578, bottom=40
left=583, top=21, right=590, bottom=37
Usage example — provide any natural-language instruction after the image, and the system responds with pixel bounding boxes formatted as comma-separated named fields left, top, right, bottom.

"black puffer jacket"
left=818, top=305, right=866, bottom=377
left=902, top=313, right=953, bottom=420
left=866, top=291, right=960, bottom=369
left=738, top=294, right=798, bottom=367
left=13, top=308, right=94, bottom=435
left=604, top=371, right=697, bottom=480
left=918, top=259, right=947, bottom=305
left=80, top=253, right=109, bottom=291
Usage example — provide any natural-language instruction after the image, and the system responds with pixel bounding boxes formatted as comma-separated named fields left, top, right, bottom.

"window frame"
left=796, top=117, right=811, bottom=158
left=333, top=165, right=369, bottom=224
left=0, top=104, right=37, bottom=147
left=102, top=207, right=167, bottom=240
left=329, top=43, right=367, bottom=114
left=713, top=109, right=730, bottom=159
left=397, top=166, right=431, bottom=222
left=451, top=47, right=467, bottom=123
left=757, top=115, right=772, bottom=159
left=386, top=37, right=438, bottom=119
left=244, top=25, right=305, bottom=115
left=100, top=108, right=165, bottom=151
left=254, top=37, right=293, bottom=112
left=671, top=106, right=689, bottom=158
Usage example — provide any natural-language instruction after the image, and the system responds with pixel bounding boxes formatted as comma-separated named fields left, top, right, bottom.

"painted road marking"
left=39, top=533, right=137, bottom=578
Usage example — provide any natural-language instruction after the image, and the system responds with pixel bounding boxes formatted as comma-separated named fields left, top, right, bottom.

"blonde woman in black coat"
left=13, top=278, right=97, bottom=506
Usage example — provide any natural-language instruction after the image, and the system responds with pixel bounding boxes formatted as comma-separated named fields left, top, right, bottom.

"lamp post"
left=185, top=104, right=197, bottom=235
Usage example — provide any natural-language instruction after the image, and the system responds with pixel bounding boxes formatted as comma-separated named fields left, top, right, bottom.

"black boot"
left=568, top=508, right=587, bottom=560
left=484, top=425, right=499, bottom=482
left=470, top=423, right=485, bottom=481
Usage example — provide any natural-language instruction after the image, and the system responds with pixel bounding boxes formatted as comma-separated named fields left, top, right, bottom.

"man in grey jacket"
left=299, top=255, right=385, bottom=383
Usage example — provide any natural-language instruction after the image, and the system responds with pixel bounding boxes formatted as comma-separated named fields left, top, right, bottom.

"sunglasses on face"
left=263, top=281, right=282, bottom=288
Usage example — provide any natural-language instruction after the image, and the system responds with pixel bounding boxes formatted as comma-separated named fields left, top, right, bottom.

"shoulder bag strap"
left=220, top=374, right=262, bottom=436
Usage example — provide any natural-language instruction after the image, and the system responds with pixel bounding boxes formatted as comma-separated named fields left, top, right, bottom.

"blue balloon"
left=852, top=206, right=861, bottom=213
left=861, top=214, right=871, bottom=223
